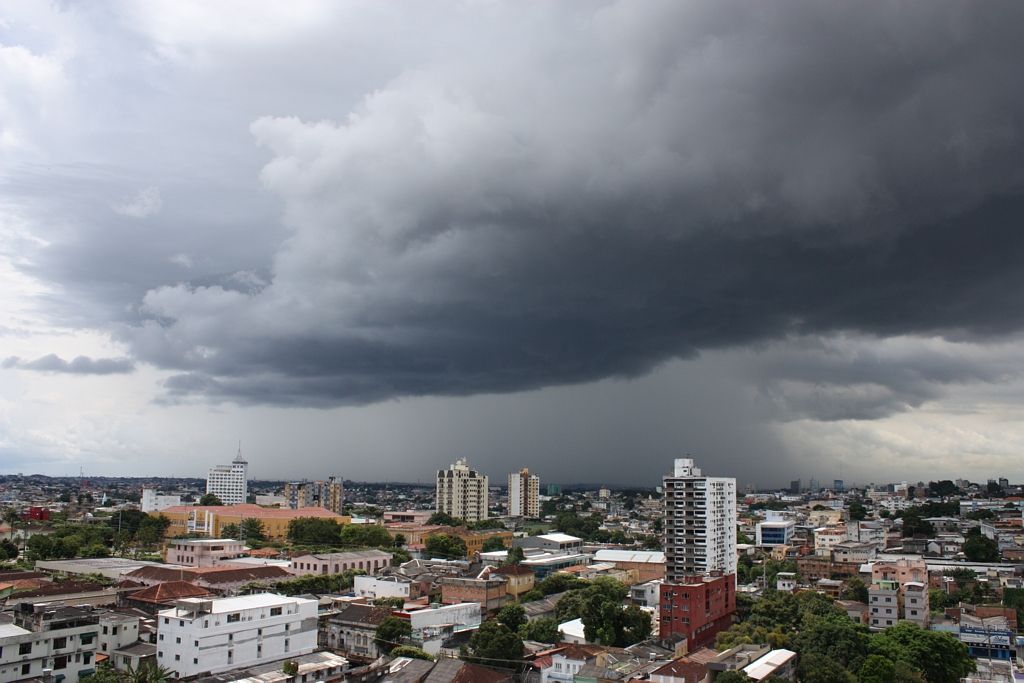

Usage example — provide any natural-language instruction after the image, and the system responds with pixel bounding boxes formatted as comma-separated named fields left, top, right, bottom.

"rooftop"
left=593, top=549, right=665, bottom=563
left=160, top=593, right=314, bottom=617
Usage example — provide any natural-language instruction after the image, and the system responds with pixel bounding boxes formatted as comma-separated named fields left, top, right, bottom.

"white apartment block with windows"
left=0, top=604, right=109, bottom=683
left=436, top=459, right=488, bottom=522
left=508, top=468, right=540, bottom=518
left=206, top=451, right=248, bottom=505
left=156, top=594, right=317, bottom=678
left=663, top=457, right=737, bottom=582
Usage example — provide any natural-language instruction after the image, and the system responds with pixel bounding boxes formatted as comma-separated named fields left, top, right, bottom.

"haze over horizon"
left=3, top=1, right=1024, bottom=487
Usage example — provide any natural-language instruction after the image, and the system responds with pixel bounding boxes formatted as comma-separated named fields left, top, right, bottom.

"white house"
left=156, top=594, right=317, bottom=678
left=353, top=575, right=412, bottom=600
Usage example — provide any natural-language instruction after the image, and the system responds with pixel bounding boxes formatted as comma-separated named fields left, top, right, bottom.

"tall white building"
left=508, top=468, right=540, bottom=518
left=156, top=594, right=317, bottom=678
left=663, top=457, right=737, bottom=582
left=436, top=459, right=488, bottom=522
left=207, top=448, right=248, bottom=505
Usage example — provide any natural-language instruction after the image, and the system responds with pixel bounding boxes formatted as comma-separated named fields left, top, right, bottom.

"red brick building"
left=659, top=574, right=735, bottom=649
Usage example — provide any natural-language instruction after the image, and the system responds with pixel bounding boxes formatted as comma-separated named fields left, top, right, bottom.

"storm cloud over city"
left=3, top=1, right=1024, bottom=485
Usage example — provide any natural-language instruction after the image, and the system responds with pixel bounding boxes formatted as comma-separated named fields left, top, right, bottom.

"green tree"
left=520, top=616, right=559, bottom=643
left=340, top=523, right=392, bottom=547
left=389, top=646, right=433, bottom=661
left=799, top=653, right=857, bottom=683
left=220, top=523, right=241, bottom=539
left=287, top=517, right=343, bottom=545
left=198, top=493, right=223, bottom=506
left=374, top=616, right=412, bottom=654
left=467, top=620, right=524, bottom=665
left=393, top=533, right=407, bottom=548
left=497, top=604, right=527, bottom=632
left=427, top=511, right=462, bottom=526
left=900, top=511, right=934, bottom=538
left=137, top=515, right=171, bottom=547
left=714, top=672, right=751, bottom=683
left=240, top=518, right=267, bottom=542
left=424, top=533, right=467, bottom=559
left=840, top=576, right=869, bottom=603
left=869, top=622, right=974, bottom=683
left=2, top=508, right=19, bottom=542
left=962, top=528, right=999, bottom=562
left=858, top=654, right=896, bottom=683
left=508, top=545, right=525, bottom=564
left=482, top=536, right=508, bottom=552
left=794, top=613, right=869, bottom=672
left=849, top=500, right=867, bottom=521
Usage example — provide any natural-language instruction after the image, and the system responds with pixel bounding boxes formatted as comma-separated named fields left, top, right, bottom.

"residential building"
left=814, top=526, right=849, bottom=556
left=492, top=564, right=535, bottom=599
left=207, top=449, right=249, bottom=505
left=289, top=550, right=393, bottom=576
left=868, top=559, right=929, bottom=630
left=508, top=468, right=541, bottom=518
left=158, top=504, right=349, bottom=541
left=283, top=477, right=344, bottom=514
left=164, top=538, right=247, bottom=567
left=0, top=604, right=101, bottom=683
left=140, top=489, right=182, bottom=513
left=658, top=573, right=736, bottom=649
left=156, top=594, right=318, bottom=678
left=662, top=457, right=737, bottom=582
left=353, top=575, right=415, bottom=601
left=959, top=614, right=1014, bottom=661
left=323, top=603, right=392, bottom=659
left=440, top=576, right=510, bottom=614
left=435, top=459, right=488, bottom=523
left=455, top=528, right=513, bottom=556
left=124, top=565, right=292, bottom=595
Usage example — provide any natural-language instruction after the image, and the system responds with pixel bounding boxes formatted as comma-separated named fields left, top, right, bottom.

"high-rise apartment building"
left=207, top=448, right=248, bottom=505
left=436, top=458, right=488, bottom=522
left=662, top=457, right=737, bottom=583
left=508, top=468, right=540, bottom=517
left=284, top=476, right=344, bottom=514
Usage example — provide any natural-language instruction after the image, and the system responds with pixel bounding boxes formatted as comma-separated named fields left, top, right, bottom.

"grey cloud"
left=2, top=354, right=135, bottom=374
left=10, top=1, right=1024, bottom=413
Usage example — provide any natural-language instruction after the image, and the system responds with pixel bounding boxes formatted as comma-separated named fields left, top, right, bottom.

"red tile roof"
left=159, top=504, right=344, bottom=519
left=128, top=581, right=211, bottom=604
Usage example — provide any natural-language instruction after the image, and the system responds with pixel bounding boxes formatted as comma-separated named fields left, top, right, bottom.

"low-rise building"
left=491, top=564, right=535, bottom=599
left=440, top=576, right=509, bottom=614
left=756, top=520, right=796, bottom=547
left=352, top=575, right=414, bottom=601
left=323, top=603, right=393, bottom=660
left=659, top=574, right=736, bottom=650
left=515, top=533, right=584, bottom=554
left=155, top=594, right=318, bottom=678
left=0, top=603, right=102, bottom=683
left=164, top=538, right=248, bottom=567
left=591, top=550, right=666, bottom=583
left=158, top=504, right=350, bottom=541
left=289, top=550, right=393, bottom=576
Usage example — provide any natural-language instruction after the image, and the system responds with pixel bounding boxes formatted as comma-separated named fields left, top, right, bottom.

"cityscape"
left=4, top=2, right=1024, bottom=683
left=1, top=453, right=1022, bottom=682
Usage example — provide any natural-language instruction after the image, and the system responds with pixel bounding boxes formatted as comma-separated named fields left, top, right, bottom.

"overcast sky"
left=3, top=1, right=1024, bottom=488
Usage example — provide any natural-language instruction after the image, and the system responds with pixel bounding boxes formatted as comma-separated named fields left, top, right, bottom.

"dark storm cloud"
left=12, top=1, right=1024, bottom=416
left=2, top=354, right=135, bottom=374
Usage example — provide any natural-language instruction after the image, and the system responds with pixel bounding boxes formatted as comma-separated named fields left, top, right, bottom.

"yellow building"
left=454, top=529, right=513, bottom=556
left=157, top=504, right=350, bottom=541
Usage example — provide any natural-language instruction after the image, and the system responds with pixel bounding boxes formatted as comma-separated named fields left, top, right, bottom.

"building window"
left=175, top=655, right=180, bottom=661
left=19, top=643, right=32, bottom=655
left=227, top=613, right=241, bottom=623
left=84, top=653, right=92, bottom=665
left=176, top=638, right=181, bottom=644
left=22, top=664, right=31, bottom=676
left=193, top=659, right=198, bottom=665
left=53, top=637, right=67, bottom=649
left=81, top=633, right=95, bottom=645
left=54, top=656, right=68, bottom=670
left=270, top=607, right=282, bottom=616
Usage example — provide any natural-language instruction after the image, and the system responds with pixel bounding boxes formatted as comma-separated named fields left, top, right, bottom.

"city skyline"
left=3, top=2, right=1024, bottom=486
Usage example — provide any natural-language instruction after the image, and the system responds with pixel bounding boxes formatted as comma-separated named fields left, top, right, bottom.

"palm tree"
left=125, top=662, right=173, bottom=683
